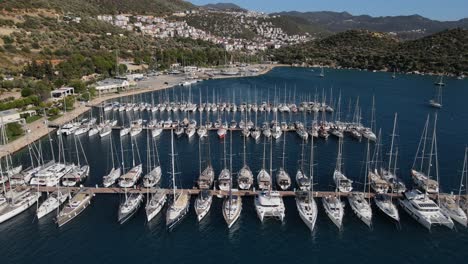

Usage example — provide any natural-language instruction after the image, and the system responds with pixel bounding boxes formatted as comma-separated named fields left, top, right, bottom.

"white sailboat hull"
left=0, top=192, right=40, bottom=224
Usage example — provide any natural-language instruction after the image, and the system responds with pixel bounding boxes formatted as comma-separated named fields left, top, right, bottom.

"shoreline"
left=0, top=64, right=280, bottom=158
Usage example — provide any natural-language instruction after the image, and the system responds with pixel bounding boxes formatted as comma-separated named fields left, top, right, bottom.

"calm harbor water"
left=1, top=67, right=468, bottom=264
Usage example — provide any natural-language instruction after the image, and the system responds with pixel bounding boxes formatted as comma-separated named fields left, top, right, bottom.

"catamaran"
left=400, top=114, right=453, bottom=230
left=255, top=135, right=285, bottom=222
left=296, top=134, right=318, bottom=231
left=166, top=132, right=190, bottom=230
left=255, top=190, right=285, bottom=222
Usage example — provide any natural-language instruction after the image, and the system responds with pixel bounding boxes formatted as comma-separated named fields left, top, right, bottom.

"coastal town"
left=97, top=9, right=311, bottom=53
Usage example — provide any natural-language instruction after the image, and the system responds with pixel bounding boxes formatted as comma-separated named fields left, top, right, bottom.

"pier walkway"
left=25, top=186, right=410, bottom=199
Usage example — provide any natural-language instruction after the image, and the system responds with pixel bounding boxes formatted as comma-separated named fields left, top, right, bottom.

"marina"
left=1, top=67, right=468, bottom=264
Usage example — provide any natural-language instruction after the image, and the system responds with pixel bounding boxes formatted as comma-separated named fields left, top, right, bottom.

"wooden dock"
left=25, top=186, right=410, bottom=199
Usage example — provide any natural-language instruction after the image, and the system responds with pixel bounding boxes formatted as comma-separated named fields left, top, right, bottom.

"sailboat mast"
left=269, top=137, right=273, bottom=192
left=243, top=135, right=246, bottom=166
left=426, top=114, right=437, bottom=185
left=336, top=138, right=343, bottom=172
left=147, top=128, right=151, bottom=173
left=420, top=115, right=430, bottom=172
left=309, top=133, right=314, bottom=195
left=459, top=147, right=468, bottom=204
left=262, top=137, right=266, bottom=169
left=110, top=133, right=115, bottom=169
left=282, top=131, right=286, bottom=168
left=229, top=129, right=233, bottom=200
left=364, top=140, right=370, bottom=195
left=171, top=131, right=176, bottom=198
left=120, top=135, right=125, bottom=174
left=388, top=113, right=397, bottom=174
left=73, top=135, right=80, bottom=167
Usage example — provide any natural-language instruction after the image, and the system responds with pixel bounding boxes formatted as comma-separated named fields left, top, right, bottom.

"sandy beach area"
left=0, top=64, right=280, bottom=158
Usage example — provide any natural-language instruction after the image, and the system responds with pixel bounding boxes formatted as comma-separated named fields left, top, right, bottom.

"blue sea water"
left=1, top=67, right=468, bottom=264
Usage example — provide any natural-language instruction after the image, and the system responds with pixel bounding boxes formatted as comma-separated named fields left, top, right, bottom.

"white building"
left=94, top=78, right=130, bottom=95
left=50, top=87, right=74, bottom=101
left=0, top=109, right=22, bottom=125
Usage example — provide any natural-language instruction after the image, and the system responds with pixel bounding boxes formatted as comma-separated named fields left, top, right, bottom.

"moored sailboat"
left=166, top=132, right=190, bottom=230
left=296, top=134, right=318, bottom=231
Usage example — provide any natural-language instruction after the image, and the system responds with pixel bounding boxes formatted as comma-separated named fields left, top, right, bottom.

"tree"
left=6, top=123, right=23, bottom=139
left=21, top=87, right=33, bottom=97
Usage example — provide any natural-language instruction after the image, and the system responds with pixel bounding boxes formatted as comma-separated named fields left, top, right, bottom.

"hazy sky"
left=188, top=0, right=467, bottom=21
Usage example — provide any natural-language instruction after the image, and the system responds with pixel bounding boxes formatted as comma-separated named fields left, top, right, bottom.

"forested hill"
left=268, top=28, right=468, bottom=75
left=0, top=0, right=193, bottom=15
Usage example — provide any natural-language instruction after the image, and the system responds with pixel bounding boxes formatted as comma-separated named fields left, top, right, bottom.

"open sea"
left=1, top=67, right=468, bottom=264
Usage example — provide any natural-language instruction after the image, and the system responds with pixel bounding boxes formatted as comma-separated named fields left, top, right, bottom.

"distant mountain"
left=273, top=11, right=468, bottom=39
left=202, top=2, right=246, bottom=12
